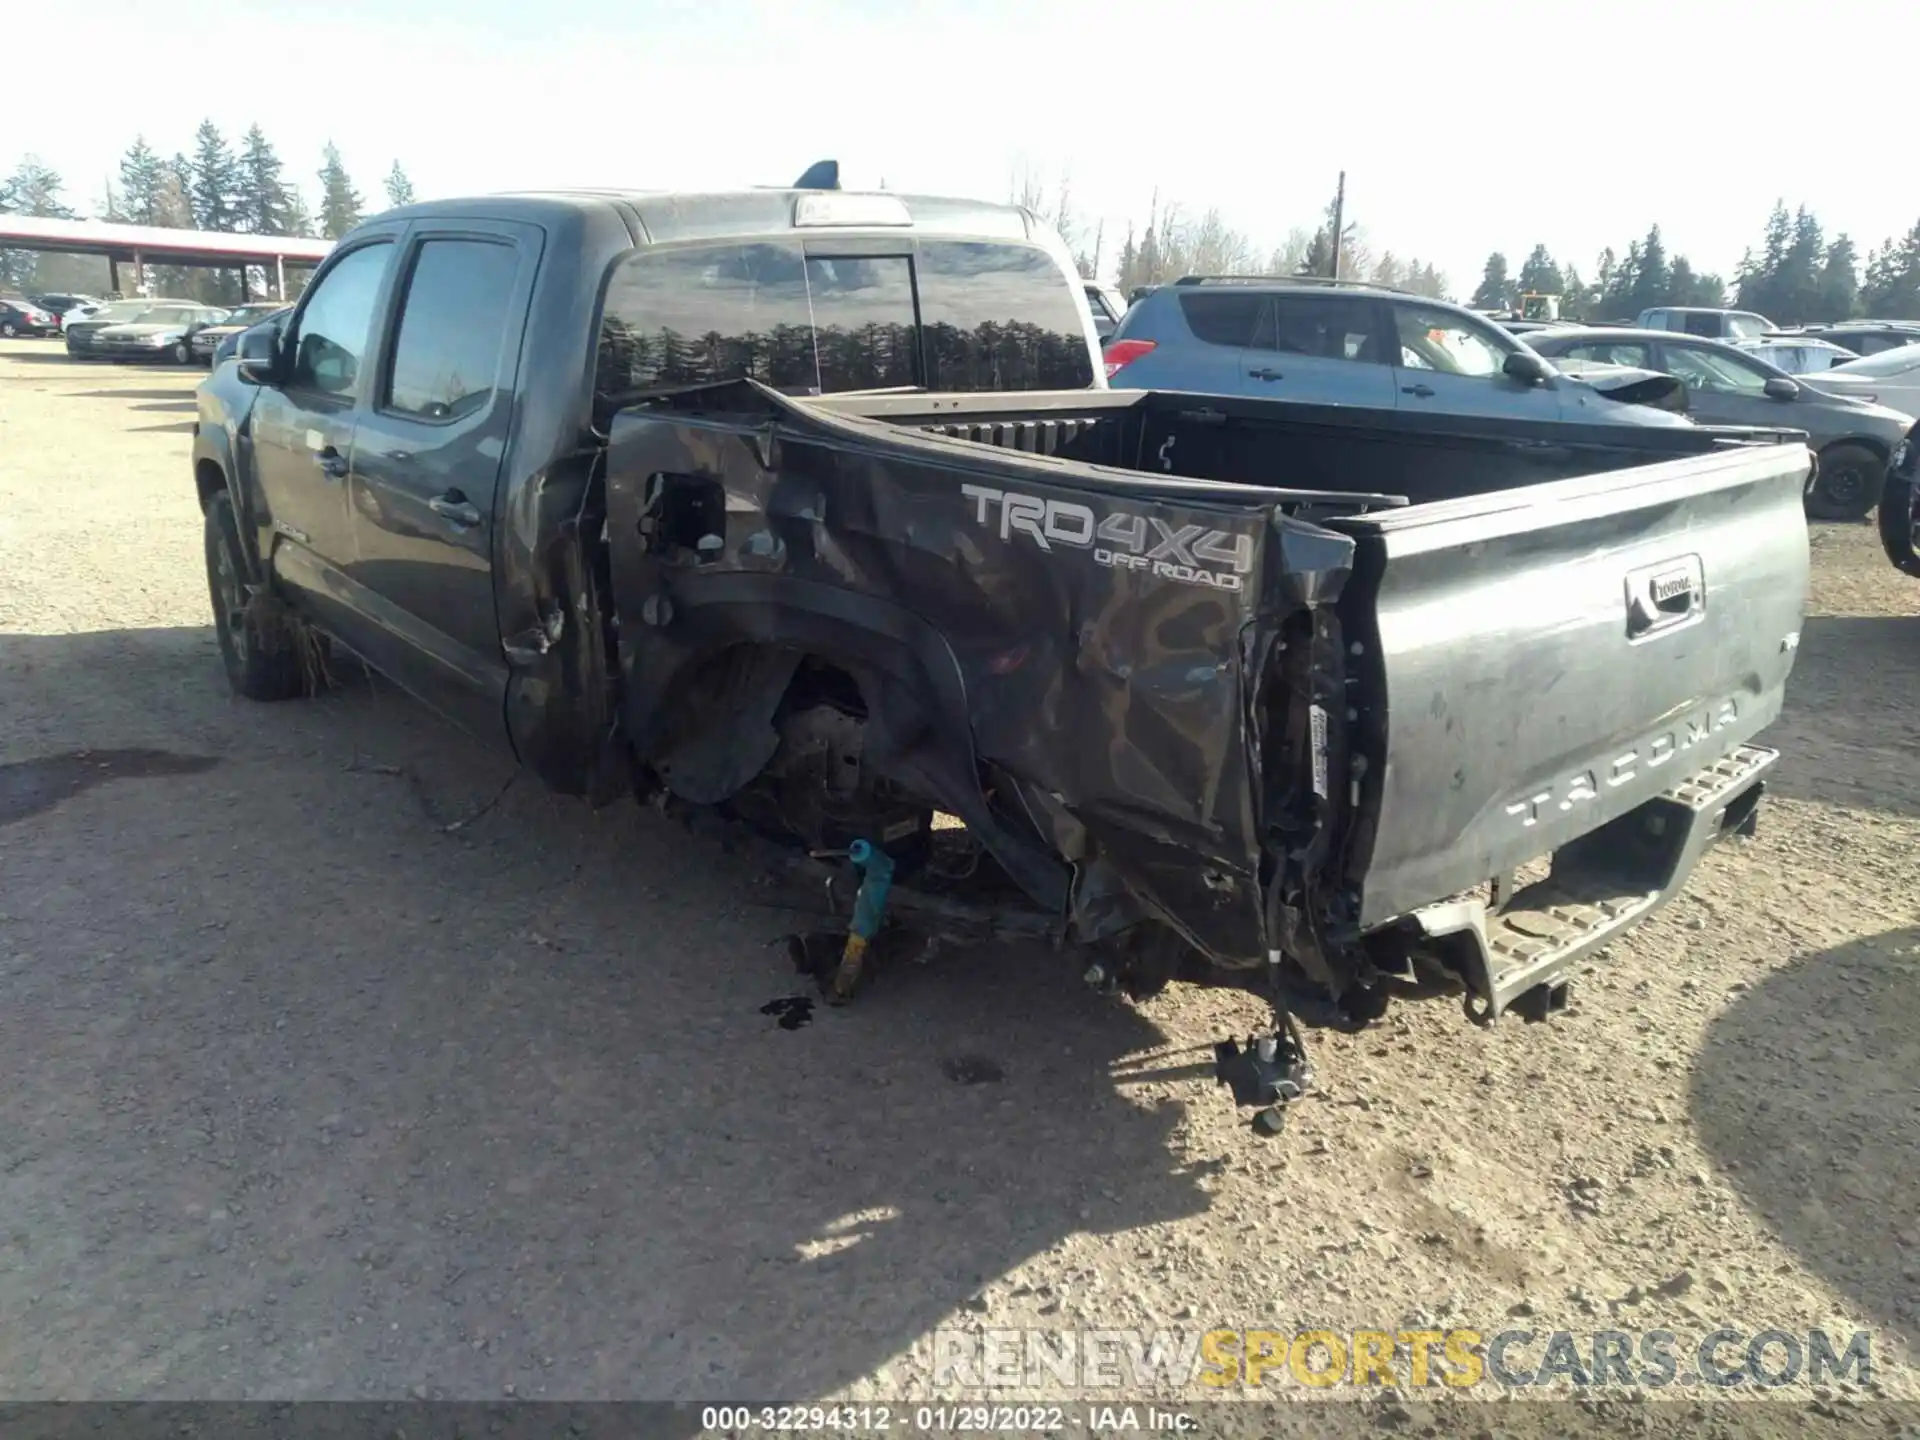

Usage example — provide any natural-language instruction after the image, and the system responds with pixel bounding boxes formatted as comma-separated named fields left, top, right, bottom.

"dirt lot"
left=1, top=337, right=1916, bottom=1422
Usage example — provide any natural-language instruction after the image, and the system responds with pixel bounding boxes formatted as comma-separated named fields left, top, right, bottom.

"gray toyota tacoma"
left=192, top=168, right=1812, bottom=1132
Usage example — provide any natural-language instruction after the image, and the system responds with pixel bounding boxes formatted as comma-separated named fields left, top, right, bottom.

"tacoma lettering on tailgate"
left=1502, top=697, right=1741, bottom=829
left=961, top=484, right=1253, bottom=592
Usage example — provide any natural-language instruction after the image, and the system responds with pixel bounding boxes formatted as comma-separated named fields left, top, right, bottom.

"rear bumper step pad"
left=1409, top=744, right=1775, bottom=1020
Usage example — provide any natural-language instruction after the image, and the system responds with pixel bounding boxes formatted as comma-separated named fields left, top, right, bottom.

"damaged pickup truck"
left=192, top=176, right=1813, bottom=1133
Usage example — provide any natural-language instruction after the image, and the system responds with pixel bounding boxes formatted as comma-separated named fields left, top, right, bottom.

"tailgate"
left=1332, top=439, right=1811, bottom=928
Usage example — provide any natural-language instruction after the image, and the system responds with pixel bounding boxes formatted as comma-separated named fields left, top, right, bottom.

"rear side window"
left=385, top=238, right=522, bottom=421
left=917, top=241, right=1094, bottom=390
left=1178, top=291, right=1266, bottom=347
left=1266, top=295, right=1385, bottom=362
left=1682, top=312, right=1720, bottom=337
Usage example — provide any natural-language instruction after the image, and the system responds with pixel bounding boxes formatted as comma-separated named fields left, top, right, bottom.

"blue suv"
left=1103, top=276, right=1691, bottom=427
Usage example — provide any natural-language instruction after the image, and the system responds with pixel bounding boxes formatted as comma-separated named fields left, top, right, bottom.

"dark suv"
left=1102, top=276, right=1692, bottom=427
left=1794, top=321, right=1920, bottom=357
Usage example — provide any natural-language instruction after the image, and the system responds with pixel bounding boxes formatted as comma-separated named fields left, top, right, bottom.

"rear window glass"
left=917, top=241, right=1094, bottom=391
left=596, top=238, right=1093, bottom=409
left=1178, top=291, right=1265, bottom=347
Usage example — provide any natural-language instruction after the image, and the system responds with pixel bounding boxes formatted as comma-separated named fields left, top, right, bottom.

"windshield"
left=225, top=305, right=281, bottom=325
left=1727, top=313, right=1772, bottom=339
left=89, top=301, right=151, bottom=323
left=1829, top=344, right=1920, bottom=378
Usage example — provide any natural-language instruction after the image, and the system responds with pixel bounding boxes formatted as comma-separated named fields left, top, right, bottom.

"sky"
left=6, top=0, right=1914, bottom=297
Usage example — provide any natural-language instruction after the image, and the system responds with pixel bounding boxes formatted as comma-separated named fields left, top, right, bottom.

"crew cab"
left=193, top=175, right=1812, bottom=1130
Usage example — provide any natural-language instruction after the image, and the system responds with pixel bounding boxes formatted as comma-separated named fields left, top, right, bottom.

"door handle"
left=316, top=446, right=349, bottom=479
left=428, top=492, right=482, bottom=527
left=1402, top=383, right=1436, bottom=398
left=1247, top=367, right=1284, bottom=382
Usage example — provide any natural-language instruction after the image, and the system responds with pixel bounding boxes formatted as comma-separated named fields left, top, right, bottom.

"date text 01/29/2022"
left=699, top=1405, right=1191, bottom=1432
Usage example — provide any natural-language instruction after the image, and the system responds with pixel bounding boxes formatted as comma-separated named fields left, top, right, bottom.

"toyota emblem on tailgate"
left=1624, top=554, right=1705, bottom=640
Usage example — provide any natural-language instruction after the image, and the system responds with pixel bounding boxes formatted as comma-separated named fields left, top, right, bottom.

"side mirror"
left=1763, top=376, right=1800, bottom=401
left=235, top=326, right=279, bottom=385
left=1503, top=349, right=1551, bottom=385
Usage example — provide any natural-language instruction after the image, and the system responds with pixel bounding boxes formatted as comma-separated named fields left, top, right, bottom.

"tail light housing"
left=1102, top=338, right=1156, bottom=380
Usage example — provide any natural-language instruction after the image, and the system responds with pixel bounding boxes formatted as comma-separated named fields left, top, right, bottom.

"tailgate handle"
left=1624, top=555, right=1705, bottom=640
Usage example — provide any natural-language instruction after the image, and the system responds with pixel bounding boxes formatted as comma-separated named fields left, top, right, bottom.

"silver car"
left=1528, top=326, right=1915, bottom=520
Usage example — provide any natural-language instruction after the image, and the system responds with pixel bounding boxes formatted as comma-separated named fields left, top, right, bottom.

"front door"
left=1390, top=302, right=1565, bottom=421
left=344, top=224, right=538, bottom=744
left=1653, top=340, right=1787, bottom=428
left=249, top=236, right=401, bottom=638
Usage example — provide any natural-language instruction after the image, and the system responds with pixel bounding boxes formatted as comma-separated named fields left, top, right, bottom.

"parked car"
left=1526, top=326, right=1915, bottom=519
left=1103, top=277, right=1693, bottom=425
left=192, top=174, right=1810, bottom=1130
left=1802, top=342, right=1920, bottom=417
left=0, top=297, right=59, bottom=337
left=26, top=292, right=101, bottom=329
left=1736, top=335, right=1859, bottom=374
left=1636, top=306, right=1775, bottom=340
left=191, top=303, right=290, bottom=366
left=1083, top=282, right=1127, bottom=340
left=89, top=303, right=230, bottom=364
left=66, top=300, right=185, bottom=357
left=212, top=310, right=289, bottom=368
left=1795, top=320, right=1920, bottom=356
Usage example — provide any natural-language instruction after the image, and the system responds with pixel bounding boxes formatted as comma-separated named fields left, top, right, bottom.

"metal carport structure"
left=0, top=215, right=334, bottom=299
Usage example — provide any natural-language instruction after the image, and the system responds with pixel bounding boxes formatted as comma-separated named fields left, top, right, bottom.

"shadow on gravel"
left=79, top=388, right=200, bottom=402
left=0, top=748, right=219, bottom=827
left=1691, top=924, right=1920, bottom=1350
left=0, top=626, right=1214, bottom=1401
left=1764, top=614, right=1920, bottom=820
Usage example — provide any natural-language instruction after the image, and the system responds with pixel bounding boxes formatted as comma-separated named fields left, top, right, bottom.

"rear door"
left=344, top=221, right=539, bottom=743
left=1389, top=301, right=1565, bottom=420
left=1252, top=292, right=1398, bottom=407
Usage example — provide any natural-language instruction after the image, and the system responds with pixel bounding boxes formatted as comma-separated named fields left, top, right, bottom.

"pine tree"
left=237, top=125, right=295, bottom=235
left=317, top=143, right=364, bottom=240
left=1517, top=244, right=1564, bottom=298
left=1628, top=225, right=1669, bottom=314
left=0, top=156, right=74, bottom=217
left=117, top=138, right=167, bottom=225
left=1816, top=235, right=1859, bottom=322
left=189, top=120, right=241, bottom=232
left=383, top=161, right=416, bottom=209
left=1469, top=252, right=1512, bottom=310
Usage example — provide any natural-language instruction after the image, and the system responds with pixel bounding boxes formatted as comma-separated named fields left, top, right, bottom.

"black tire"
left=1, top=322, right=16, bottom=338
left=204, top=489, right=317, bottom=701
left=171, top=339, right=191, bottom=364
left=1879, top=465, right=1920, bottom=578
left=1806, top=441, right=1884, bottom=522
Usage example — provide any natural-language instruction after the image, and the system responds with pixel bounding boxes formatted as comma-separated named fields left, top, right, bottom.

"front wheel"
left=172, top=340, right=191, bottom=364
left=204, top=489, right=323, bottom=700
left=1879, top=465, right=1920, bottom=578
left=1806, top=442, right=1884, bottom=522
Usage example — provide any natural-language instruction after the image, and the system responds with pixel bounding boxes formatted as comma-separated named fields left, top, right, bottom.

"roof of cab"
left=366, top=188, right=1039, bottom=249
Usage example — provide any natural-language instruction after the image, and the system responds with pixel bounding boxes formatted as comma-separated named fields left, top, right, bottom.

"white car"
left=1737, top=336, right=1861, bottom=375
left=1802, top=344, right=1920, bottom=418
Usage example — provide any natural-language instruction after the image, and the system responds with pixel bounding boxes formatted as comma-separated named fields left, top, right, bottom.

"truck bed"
left=602, top=382, right=1810, bottom=1011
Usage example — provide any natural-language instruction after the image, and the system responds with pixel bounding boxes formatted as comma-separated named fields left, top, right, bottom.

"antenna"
left=793, top=160, right=841, bottom=191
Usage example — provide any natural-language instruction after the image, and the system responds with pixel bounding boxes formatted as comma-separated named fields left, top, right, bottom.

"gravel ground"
left=1, top=338, right=1916, bottom=1425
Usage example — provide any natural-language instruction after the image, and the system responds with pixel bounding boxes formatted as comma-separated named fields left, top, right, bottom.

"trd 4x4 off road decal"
left=960, top=483, right=1254, bottom=592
